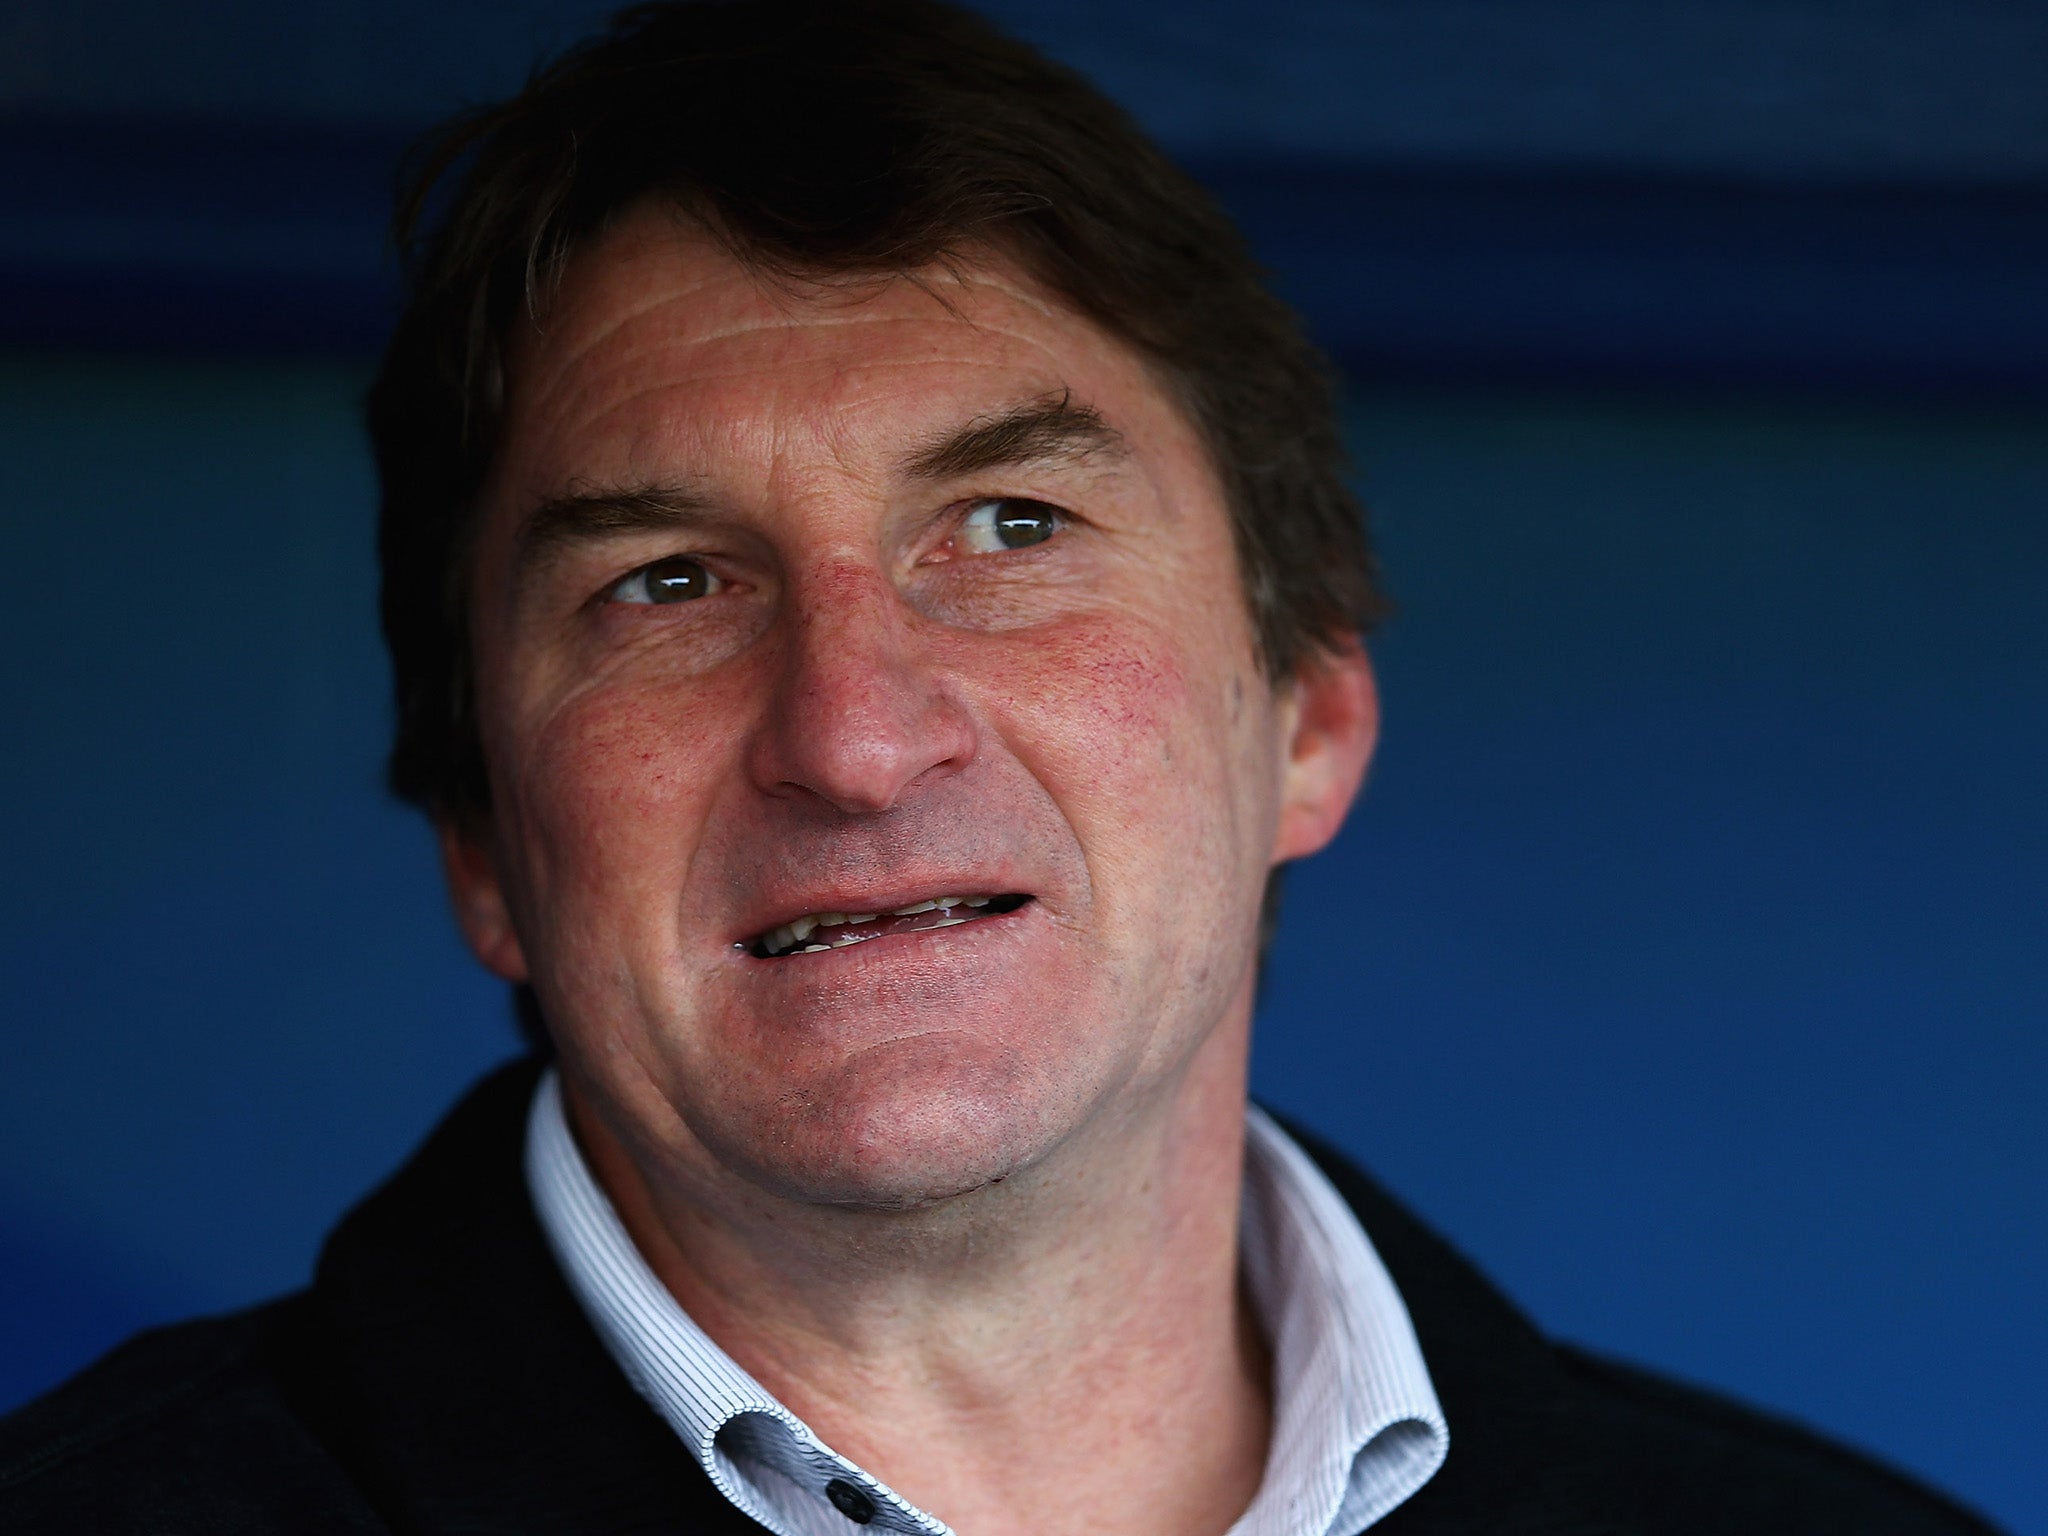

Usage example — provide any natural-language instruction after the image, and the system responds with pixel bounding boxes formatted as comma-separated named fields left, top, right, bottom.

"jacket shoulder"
left=0, top=1298, right=386, bottom=1534
left=1558, top=1346, right=2003, bottom=1536
left=1274, top=1113, right=2005, bottom=1536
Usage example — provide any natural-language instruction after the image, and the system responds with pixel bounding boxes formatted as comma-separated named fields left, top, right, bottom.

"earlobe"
left=1271, top=635, right=1379, bottom=864
left=437, top=821, right=531, bottom=983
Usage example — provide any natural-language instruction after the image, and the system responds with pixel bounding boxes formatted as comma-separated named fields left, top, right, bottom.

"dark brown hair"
left=369, top=0, right=1387, bottom=825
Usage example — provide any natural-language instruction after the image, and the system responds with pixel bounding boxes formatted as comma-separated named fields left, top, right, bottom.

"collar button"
left=826, top=1478, right=877, bottom=1524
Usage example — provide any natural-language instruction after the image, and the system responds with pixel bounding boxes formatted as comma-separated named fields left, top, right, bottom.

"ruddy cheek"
left=995, top=608, right=1266, bottom=937
left=990, top=614, right=1239, bottom=873
left=514, top=668, right=750, bottom=900
left=1008, top=615, right=1189, bottom=770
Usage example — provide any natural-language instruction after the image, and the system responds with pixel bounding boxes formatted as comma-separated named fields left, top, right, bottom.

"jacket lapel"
left=297, top=1057, right=762, bottom=1535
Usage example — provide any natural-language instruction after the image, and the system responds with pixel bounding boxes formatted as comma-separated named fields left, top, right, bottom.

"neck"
left=565, top=997, right=1271, bottom=1536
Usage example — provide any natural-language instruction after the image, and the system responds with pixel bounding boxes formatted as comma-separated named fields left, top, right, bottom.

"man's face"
left=447, top=208, right=1371, bottom=1211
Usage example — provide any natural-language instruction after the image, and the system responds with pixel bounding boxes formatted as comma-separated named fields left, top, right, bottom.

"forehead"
left=489, top=205, right=1206, bottom=500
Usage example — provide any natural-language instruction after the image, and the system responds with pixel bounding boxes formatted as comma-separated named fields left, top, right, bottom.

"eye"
left=955, top=497, right=1064, bottom=555
left=607, top=555, right=721, bottom=605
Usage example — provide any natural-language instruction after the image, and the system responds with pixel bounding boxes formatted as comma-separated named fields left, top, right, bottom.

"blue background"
left=2, top=3, right=2043, bottom=1531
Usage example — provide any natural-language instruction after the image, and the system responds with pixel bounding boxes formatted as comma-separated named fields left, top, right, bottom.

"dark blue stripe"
left=5, top=114, right=2046, bottom=394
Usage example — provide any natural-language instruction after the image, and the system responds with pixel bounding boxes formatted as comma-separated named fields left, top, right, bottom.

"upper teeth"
left=756, top=896, right=993, bottom=957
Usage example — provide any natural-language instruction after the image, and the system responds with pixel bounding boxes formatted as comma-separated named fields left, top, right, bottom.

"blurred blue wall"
left=2, top=2, right=2043, bottom=1531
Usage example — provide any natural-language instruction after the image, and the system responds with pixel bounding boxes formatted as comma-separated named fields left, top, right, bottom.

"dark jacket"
left=0, top=1059, right=2002, bottom=1534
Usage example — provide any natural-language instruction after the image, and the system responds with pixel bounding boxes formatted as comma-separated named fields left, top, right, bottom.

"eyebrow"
left=903, top=393, right=1128, bottom=481
left=515, top=484, right=719, bottom=575
left=511, top=394, right=1127, bottom=576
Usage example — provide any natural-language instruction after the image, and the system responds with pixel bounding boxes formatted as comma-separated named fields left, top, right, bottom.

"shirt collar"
left=525, top=1071, right=1447, bottom=1536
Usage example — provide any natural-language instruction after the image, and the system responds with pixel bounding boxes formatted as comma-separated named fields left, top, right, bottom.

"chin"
left=690, top=1033, right=1097, bottom=1211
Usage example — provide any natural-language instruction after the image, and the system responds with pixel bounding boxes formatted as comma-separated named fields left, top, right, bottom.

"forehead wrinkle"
left=522, top=208, right=1082, bottom=408
left=533, top=256, right=1084, bottom=405
left=521, top=316, right=1068, bottom=475
left=561, top=307, right=1089, bottom=407
left=578, top=349, right=1098, bottom=491
left=503, top=231, right=1191, bottom=554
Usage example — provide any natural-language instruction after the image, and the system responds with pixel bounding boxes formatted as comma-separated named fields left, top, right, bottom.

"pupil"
left=995, top=503, right=1055, bottom=548
left=645, top=557, right=708, bottom=603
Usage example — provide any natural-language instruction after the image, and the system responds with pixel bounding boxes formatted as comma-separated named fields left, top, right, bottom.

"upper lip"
left=732, top=882, right=1029, bottom=947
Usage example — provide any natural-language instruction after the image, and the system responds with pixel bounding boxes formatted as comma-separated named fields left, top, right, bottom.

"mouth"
left=745, top=893, right=1034, bottom=959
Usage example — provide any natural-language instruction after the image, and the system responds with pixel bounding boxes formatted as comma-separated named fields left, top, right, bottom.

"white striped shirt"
left=526, top=1072, right=1447, bottom=1536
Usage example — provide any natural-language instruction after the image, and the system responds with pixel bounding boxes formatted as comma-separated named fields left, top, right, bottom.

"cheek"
left=1019, top=616, right=1189, bottom=763
left=485, top=658, right=754, bottom=921
left=988, top=611, right=1267, bottom=918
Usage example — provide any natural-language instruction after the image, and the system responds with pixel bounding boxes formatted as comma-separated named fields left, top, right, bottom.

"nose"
left=747, top=558, right=978, bottom=813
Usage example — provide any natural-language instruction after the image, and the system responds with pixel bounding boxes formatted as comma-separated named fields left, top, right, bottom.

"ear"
left=1271, top=635, right=1379, bottom=864
left=437, top=820, right=531, bottom=983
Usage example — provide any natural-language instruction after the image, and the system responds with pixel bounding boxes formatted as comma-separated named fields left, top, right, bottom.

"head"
left=371, top=0, right=1387, bottom=1212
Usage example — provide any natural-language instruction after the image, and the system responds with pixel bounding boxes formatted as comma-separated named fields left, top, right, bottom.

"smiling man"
left=0, top=3, right=2005, bottom=1534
